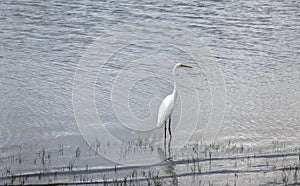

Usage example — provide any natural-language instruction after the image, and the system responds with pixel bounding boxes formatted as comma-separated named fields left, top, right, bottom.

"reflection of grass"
left=0, top=140, right=299, bottom=185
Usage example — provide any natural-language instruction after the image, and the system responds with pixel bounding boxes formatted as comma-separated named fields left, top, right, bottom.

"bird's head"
left=180, top=64, right=192, bottom=68
left=173, top=63, right=192, bottom=76
left=176, top=63, right=192, bottom=68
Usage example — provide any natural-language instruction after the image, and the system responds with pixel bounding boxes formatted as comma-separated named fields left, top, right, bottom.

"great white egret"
left=156, top=63, right=192, bottom=139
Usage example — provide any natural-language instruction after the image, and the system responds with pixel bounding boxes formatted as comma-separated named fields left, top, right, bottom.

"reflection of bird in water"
left=156, top=63, right=192, bottom=140
left=157, top=138, right=172, bottom=161
left=157, top=138, right=178, bottom=185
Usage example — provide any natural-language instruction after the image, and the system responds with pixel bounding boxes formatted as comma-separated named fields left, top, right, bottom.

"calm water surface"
left=0, top=0, right=299, bottom=184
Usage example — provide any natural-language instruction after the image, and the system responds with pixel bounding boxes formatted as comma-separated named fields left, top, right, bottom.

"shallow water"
left=1, top=0, right=299, bottom=185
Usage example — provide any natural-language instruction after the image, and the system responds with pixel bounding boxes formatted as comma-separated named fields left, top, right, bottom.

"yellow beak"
left=181, top=64, right=192, bottom=68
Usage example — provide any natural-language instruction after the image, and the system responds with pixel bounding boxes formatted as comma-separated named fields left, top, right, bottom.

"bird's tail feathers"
left=155, top=122, right=165, bottom=129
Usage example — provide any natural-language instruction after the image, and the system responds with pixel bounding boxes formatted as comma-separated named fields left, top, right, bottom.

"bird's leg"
left=168, top=136, right=172, bottom=158
left=164, top=120, right=167, bottom=140
left=164, top=137, right=167, bottom=158
left=168, top=118, right=172, bottom=138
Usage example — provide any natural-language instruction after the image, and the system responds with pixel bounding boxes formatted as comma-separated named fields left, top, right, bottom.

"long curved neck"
left=172, top=64, right=179, bottom=96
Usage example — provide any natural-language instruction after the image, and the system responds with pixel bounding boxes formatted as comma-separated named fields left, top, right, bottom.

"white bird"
left=156, top=63, right=192, bottom=139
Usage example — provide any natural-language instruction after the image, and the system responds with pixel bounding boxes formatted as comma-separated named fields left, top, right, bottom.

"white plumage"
left=156, top=94, right=175, bottom=128
left=156, top=63, right=192, bottom=139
